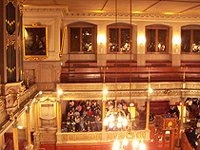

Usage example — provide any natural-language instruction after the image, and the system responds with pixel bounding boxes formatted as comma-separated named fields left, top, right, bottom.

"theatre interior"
left=1, top=0, right=200, bottom=150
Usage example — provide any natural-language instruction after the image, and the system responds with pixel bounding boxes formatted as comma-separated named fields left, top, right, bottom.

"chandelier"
left=112, top=134, right=146, bottom=150
left=103, top=107, right=128, bottom=130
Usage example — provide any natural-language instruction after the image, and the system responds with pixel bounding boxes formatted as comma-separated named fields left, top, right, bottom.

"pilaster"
left=12, top=120, right=19, bottom=150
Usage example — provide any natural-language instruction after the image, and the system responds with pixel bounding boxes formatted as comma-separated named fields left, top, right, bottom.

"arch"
left=181, top=24, right=200, bottom=30
left=68, top=21, right=97, bottom=28
left=107, top=22, right=133, bottom=28
left=146, top=24, right=170, bottom=29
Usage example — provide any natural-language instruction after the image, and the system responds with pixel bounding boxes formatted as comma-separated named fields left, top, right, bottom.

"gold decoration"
left=6, top=19, right=15, bottom=26
left=6, top=66, right=16, bottom=73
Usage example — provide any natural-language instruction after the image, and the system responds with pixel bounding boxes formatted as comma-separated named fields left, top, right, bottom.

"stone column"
left=12, top=120, right=19, bottom=150
left=25, top=106, right=33, bottom=149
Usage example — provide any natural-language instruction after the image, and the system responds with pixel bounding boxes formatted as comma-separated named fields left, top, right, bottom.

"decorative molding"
left=23, top=6, right=200, bottom=21
left=24, top=6, right=68, bottom=17
left=39, top=101, right=56, bottom=120
left=56, top=130, right=148, bottom=144
left=63, top=12, right=200, bottom=21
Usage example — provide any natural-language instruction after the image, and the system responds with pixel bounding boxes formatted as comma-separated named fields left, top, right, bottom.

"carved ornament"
left=56, top=130, right=149, bottom=144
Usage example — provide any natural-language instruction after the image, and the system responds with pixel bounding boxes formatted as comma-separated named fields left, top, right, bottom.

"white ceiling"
left=24, top=0, right=200, bottom=15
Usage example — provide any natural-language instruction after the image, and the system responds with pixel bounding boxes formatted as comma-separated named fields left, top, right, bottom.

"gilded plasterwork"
left=56, top=130, right=149, bottom=144
left=39, top=101, right=56, bottom=120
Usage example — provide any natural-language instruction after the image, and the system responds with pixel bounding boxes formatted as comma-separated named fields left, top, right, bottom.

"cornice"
left=23, top=6, right=200, bottom=21
left=24, top=6, right=68, bottom=17
left=63, top=12, right=200, bottom=22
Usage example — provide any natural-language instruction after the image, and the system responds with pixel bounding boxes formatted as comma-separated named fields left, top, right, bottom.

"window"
left=146, top=25, right=169, bottom=53
left=68, top=22, right=97, bottom=53
left=107, top=23, right=132, bottom=53
left=181, top=25, right=200, bottom=53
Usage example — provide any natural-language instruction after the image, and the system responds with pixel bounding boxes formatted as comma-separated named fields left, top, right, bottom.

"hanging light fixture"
left=109, top=0, right=147, bottom=149
left=103, top=0, right=129, bottom=131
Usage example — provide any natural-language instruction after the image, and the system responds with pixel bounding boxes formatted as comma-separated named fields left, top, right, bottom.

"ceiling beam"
left=101, top=0, right=109, bottom=11
left=143, top=0, right=162, bottom=12
left=179, top=3, right=200, bottom=13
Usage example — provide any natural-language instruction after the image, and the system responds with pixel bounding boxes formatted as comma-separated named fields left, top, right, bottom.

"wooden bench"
left=146, top=60, right=172, bottom=67
left=181, top=61, right=200, bottom=67
left=61, top=60, right=200, bottom=83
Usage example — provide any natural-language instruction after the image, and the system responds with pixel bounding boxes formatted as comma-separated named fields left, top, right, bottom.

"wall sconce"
left=137, top=35, right=146, bottom=46
left=57, top=89, right=63, bottom=96
left=98, top=34, right=106, bottom=53
left=148, top=87, right=153, bottom=94
left=102, top=88, right=108, bottom=96
left=173, top=36, right=181, bottom=53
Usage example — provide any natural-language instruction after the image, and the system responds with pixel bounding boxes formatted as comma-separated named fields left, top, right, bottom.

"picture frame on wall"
left=23, top=25, right=48, bottom=60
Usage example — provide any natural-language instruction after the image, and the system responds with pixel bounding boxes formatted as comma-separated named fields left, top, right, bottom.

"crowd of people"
left=62, top=100, right=102, bottom=132
left=185, top=98, right=200, bottom=149
left=185, top=126, right=200, bottom=150
left=62, top=99, right=130, bottom=132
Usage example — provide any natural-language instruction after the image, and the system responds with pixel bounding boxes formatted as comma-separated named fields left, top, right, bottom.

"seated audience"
left=62, top=100, right=102, bottom=132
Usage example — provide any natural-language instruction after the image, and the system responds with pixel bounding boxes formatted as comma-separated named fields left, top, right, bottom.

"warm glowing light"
left=139, top=142, right=146, bottom=150
left=117, top=116, right=123, bottom=122
left=137, top=35, right=146, bottom=45
left=112, top=139, right=120, bottom=150
left=57, top=89, right=63, bottom=96
left=132, top=139, right=139, bottom=148
left=109, top=122, right=115, bottom=129
left=109, top=114, right=115, bottom=122
left=173, top=36, right=181, bottom=45
left=133, top=11, right=143, bottom=14
left=97, top=34, right=106, bottom=45
left=148, top=87, right=153, bottom=94
left=17, top=125, right=23, bottom=129
left=103, top=88, right=108, bottom=96
left=117, top=122, right=122, bottom=128
left=130, top=103, right=134, bottom=107
left=163, top=12, right=175, bottom=15
left=122, top=137, right=128, bottom=147
left=24, top=29, right=28, bottom=39
left=39, top=91, right=43, bottom=95
left=122, top=118, right=128, bottom=127
left=132, top=139, right=139, bottom=149
left=103, top=117, right=109, bottom=126
left=93, top=10, right=105, bottom=13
